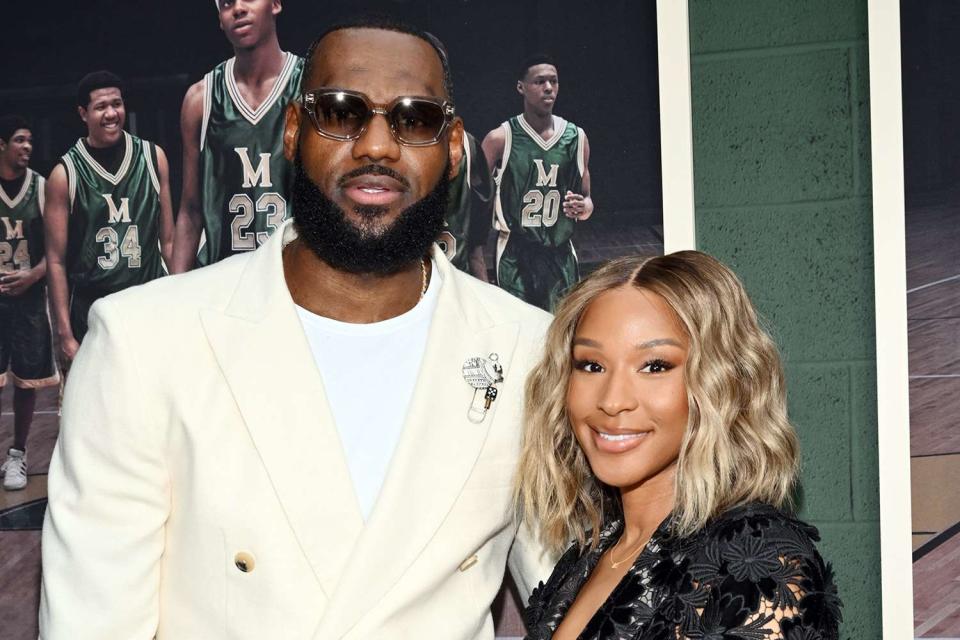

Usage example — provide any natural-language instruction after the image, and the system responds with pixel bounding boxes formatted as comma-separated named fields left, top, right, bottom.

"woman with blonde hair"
left=517, top=251, right=841, bottom=640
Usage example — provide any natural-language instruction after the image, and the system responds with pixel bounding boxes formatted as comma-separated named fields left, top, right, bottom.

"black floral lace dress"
left=523, top=503, right=841, bottom=640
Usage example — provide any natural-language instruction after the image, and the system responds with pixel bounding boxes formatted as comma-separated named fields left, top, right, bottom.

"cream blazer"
left=40, top=221, right=555, bottom=639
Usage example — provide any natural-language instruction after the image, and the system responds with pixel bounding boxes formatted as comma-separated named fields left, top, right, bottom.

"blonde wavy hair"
left=516, top=251, right=799, bottom=553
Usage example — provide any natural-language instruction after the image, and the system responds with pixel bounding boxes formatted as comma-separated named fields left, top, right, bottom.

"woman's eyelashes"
left=640, top=358, right=674, bottom=373
left=571, top=357, right=675, bottom=374
left=572, top=359, right=604, bottom=373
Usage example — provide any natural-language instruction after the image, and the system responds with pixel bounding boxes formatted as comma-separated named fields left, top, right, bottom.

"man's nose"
left=351, top=113, right=402, bottom=163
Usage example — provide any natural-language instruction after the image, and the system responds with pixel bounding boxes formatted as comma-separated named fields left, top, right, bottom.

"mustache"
left=336, top=164, right=410, bottom=189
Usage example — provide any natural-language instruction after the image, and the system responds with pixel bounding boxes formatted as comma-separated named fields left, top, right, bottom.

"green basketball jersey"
left=61, top=132, right=166, bottom=292
left=439, top=132, right=492, bottom=271
left=493, top=114, right=584, bottom=248
left=0, top=169, right=45, bottom=276
left=198, top=51, right=304, bottom=266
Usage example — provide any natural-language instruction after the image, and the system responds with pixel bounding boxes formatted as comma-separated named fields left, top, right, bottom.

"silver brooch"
left=462, top=353, right=503, bottom=423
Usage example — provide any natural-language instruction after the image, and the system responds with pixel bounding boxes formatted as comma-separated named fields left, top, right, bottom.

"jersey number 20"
left=521, top=189, right=561, bottom=227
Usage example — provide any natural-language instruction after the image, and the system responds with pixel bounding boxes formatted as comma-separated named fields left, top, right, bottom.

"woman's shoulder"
left=701, top=501, right=822, bottom=550
left=678, top=502, right=842, bottom=638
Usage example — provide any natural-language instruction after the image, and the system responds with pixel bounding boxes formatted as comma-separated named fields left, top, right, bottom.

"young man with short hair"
left=482, top=54, right=594, bottom=311
left=171, top=0, right=303, bottom=272
left=44, top=71, right=174, bottom=362
left=0, top=115, right=59, bottom=491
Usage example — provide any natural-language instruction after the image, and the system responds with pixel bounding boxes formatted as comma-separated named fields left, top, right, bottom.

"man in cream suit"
left=40, top=20, right=553, bottom=639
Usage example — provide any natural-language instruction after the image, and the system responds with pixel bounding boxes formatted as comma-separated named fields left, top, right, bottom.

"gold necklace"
left=419, top=257, right=429, bottom=299
left=608, top=531, right=647, bottom=569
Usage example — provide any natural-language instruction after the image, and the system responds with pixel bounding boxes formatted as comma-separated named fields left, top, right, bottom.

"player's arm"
left=475, top=128, right=506, bottom=282
left=155, top=145, right=175, bottom=269
left=43, top=164, right=79, bottom=362
left=563, top=131, right=594, bottom=221
left=39, top=297, right=168, bottom=638
left=0, top=253, right=45, bottom=297
left=171, top=79, right=205, bottom=274
left=466, top=135, right=494, bottom=281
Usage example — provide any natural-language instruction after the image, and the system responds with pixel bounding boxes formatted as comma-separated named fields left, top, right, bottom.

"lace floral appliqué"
left=523, top=503, right=842, bottom=640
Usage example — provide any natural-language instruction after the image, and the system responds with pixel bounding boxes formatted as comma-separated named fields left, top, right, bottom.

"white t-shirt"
left=295, top=264, right=441, bottom=521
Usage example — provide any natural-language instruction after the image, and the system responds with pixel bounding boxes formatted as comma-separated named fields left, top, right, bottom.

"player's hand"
left=0, top=269, right=36, bottom=297
left=59, top=334, right=80, bottom=363
left=563, top=190, right=591, bottom=221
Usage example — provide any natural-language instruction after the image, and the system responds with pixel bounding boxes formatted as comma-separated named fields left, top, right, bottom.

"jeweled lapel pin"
left=462, top=353, right=503, bottom=423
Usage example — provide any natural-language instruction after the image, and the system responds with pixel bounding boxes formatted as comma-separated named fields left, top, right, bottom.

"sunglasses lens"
left=311, top=92, right=369, bottom=138
left=391, top=99, right=447, bottom=144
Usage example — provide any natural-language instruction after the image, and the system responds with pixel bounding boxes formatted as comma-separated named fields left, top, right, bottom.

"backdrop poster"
left=899, top=2, right=960, bottom=637
left=0, top=1, right=688, bottom=637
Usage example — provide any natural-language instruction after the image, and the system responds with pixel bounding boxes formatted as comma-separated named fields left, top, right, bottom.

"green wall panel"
left=816, top=523, right=882, bottom=640
left=691, top=0, right=867, bottom=53
left=692, top=50, right=855, bottom=206
left=786, top=364, right=853, bottom=522
left=697, top=200, right=875, bottom=362
left=690, top=1, right=880, bottom=637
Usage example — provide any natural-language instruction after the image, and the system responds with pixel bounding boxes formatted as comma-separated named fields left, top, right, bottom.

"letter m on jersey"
left=533, top=159, right=559, bottom=187
left=1, top=217, right=24, bottom=239
left=235, top=148, right=273, bottom=188
left=103, top=194, right=131, bottom=224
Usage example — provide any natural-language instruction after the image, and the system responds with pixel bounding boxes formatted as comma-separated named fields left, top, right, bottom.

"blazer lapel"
left=200, top=223, right=364, bottom=597
left=316, top=249, right=522, bottom=639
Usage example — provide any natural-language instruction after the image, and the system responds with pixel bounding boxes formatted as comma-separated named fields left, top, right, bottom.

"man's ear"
left=447, top=119, right=464, bottom=180
left=283, top=102, right=300, bottom=162
left=77, top=105, right=88, bottom=125
left=516, top=80, right=524, bottom=97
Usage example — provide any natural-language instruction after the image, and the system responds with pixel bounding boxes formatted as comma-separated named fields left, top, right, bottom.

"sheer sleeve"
left=678, top=507, right=842, bottom=640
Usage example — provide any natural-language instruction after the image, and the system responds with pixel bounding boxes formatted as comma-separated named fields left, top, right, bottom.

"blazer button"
left=234, top=551, right=255, bottom=573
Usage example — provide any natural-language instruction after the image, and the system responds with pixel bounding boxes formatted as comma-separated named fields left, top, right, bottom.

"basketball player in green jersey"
left=172, top=0, right=304, bottom=272
left=440, top=131, right=493, bottom=279
left=45, top=72, right=174, bottom=363
left=0, top=116, right=59, bottom=491
left=482, top=54, right=593, bottom=311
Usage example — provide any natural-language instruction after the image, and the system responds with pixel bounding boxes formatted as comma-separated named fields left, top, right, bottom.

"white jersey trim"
left=0, top=168, right=33, bottom=209
left=462, top=134, right=473, bottom=190
left=61, top=155, right=77, bottom=211
left=518, top=114, right=568, bottom=151
left=142, top=142, right=161, bottom=194
left=225, top=51, right=297, bottom=126
left=493, top=121, right=512, bottom=187
left=37, top=174, right=46, bottom=214
left=74, top=131, right=133, bottom=186
left=576, top=127, right=586, bottom=177
left=200, top=73, right=213, bottom=152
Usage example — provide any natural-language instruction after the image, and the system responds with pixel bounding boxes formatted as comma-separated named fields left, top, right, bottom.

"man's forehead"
left=526, top=64, right=558, bottom=80
left=89, top=87, right=123, bottom=102
left=11, top=129, right=31, bottom=139
left=308, top=28, right=445, bottom=99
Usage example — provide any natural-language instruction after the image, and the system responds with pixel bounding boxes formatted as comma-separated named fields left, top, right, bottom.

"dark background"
left=0, top=0, right=662, bottom=228
left=900, top=0, right=960, bottom=203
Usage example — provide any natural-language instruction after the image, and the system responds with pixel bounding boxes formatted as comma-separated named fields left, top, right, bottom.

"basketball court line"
left=908, top=273, right=960, bottom=294
left=0, top=410, right=58, bottom=417
left=917, top=598, right=960, bottom=638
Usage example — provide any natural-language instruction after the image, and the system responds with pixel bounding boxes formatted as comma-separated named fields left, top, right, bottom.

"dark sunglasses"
left=298, top=88, right=456, bottom=146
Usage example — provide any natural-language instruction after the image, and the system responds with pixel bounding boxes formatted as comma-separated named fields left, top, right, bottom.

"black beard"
left=290, top=154, right=449, bottom=275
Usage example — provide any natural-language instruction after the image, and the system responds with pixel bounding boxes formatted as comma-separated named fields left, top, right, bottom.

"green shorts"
left=495, top=235, right=579, bottom=312
left=0, top=287, right=59, bottom=388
